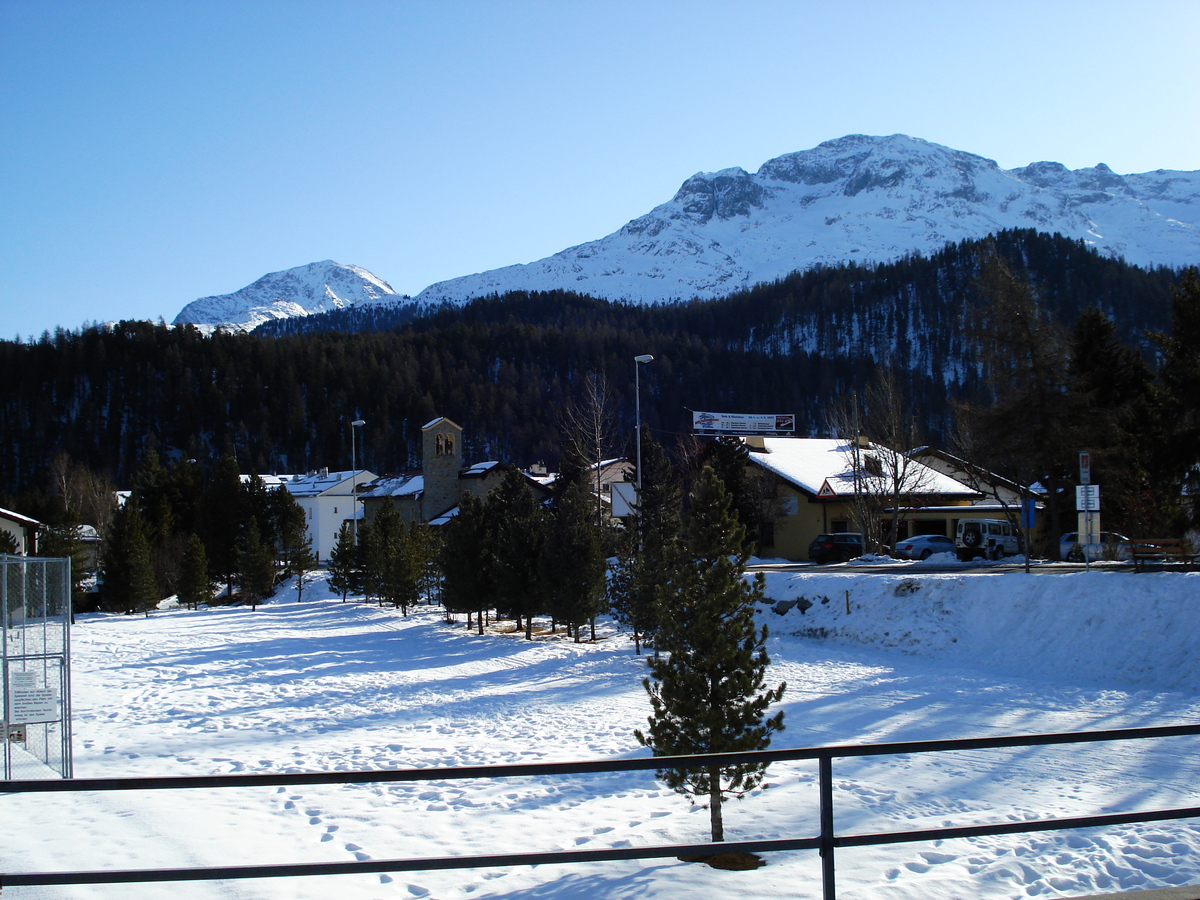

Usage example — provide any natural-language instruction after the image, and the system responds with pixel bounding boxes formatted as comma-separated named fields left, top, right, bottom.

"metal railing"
left=3, top=723, right=1199, bottom=897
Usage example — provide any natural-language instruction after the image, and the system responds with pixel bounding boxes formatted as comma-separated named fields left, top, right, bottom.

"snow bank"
left=758, top=570, right=1200, bottom=692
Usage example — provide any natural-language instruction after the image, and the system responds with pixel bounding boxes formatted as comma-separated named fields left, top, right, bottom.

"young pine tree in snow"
left=440, top=491, right=495, bottom=634
left=327, top=522, right=357, bottom=602
left=177, top=533, right=214, bottom=610
left=635, top=466, right=786, bottom=844
left=102, top=504, right=158, bottom=616
left=608, top=433, right=680, bottom=654
left=236, top=518, right=276, bottom=610
left=539, top=475, right=606, bottom=641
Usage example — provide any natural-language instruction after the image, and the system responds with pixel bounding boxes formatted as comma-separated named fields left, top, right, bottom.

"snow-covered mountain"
left=172, top=260, right=406, bottom=332
left=173, top=135, right=1198, bottom=330
left=416, top=134, right=1199, bottom=306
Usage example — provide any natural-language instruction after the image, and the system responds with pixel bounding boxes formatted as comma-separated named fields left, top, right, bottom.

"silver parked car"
left=893, top=534, right=956, bottom=560
left=1059, top=532, right=1131, bottom=562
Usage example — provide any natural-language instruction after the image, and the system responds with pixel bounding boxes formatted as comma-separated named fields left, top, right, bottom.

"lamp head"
left=351, top=419, right=366, bottom=427
left=634, top=354, right=654, bottom=363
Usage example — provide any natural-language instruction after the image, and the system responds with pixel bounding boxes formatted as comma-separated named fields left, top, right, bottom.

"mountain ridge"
left=415, top=134, right=1198, bottom=308
left=172, top=260, right=404, bottom=332
left=172, top=135, right=1199, bottom=330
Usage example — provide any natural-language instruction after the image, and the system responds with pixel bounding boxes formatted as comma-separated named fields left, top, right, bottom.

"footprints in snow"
left=276, top=788, right=409, bottom=889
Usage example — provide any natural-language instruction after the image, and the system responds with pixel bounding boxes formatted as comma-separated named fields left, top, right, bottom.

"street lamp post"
left=350, top=419, right=365, bottom=543
left=634, top=355, right=654, bottom=503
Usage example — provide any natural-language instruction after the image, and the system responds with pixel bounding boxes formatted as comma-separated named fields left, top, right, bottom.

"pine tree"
left=365, top=501, right=419, bottom=614
left=177, top=533, right=214, bottom=610
left=956, top=250, right=1088, bottom=554
left=409, top=523, right=441, bottom=607
left=440, top=491, right=495, bottom=633
left=703, top=435, right=759, bottom=552
left=635, top=466, right=786, bottom=843
left=102, top=504, right=158, bottom=616
left=274, top=487, right=316, bottom=600
left=1068, top=306, right=1158, bottom=534
left=1149, top=267, right=1200, bottom=531
left=487, top=469, right=545, bottom=639
left=327, top=522, right=357, bottom=602
left=539, top=476, right=606, bottom=641
left=236, top=518, right=275, bottom=610
left=197, top=456, right=245, bottom=595
left=608, top=432, right=680, bottom=654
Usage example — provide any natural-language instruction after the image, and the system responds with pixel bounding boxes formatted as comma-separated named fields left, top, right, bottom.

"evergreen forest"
left=2, top=230, right=1195, bottom=546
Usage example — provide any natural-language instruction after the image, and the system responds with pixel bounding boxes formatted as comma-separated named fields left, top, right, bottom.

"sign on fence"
left=8, top=670, right=59, bottom=724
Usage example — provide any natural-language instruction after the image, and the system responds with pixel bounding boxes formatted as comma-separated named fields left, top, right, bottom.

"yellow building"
left=742, top=436, right=998, bottom=561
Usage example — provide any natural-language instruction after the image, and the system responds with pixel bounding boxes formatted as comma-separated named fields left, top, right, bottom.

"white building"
left=1, top=506, right=43, bottom=555
left=283, top=469, right=377, bottom=564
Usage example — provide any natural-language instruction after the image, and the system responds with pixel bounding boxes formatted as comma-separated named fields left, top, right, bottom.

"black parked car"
left=807, top=532, right=864, bottom=564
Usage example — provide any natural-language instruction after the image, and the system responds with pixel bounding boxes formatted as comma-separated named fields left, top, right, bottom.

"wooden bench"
left=1129, top=538, right=1197, bottom=572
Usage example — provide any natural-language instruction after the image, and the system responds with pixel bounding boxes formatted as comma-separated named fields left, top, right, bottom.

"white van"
left=956, top=518, right=1021, bottom=561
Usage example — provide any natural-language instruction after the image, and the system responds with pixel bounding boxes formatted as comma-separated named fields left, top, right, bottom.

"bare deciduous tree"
left=825, top=368, right=940, bottom=552
left=559, top=371, right=620, bottom=527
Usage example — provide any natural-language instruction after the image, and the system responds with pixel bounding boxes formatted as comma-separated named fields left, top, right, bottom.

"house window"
left=830, top=519, right=849, bottom=533
left=862, top=454, right=883, bottom=477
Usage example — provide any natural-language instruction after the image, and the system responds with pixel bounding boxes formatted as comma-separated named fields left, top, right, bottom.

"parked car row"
left=804, top=523, right=1136, bottom=565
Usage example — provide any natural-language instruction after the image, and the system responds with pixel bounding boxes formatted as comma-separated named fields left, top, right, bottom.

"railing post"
left=819, top=753, right=835, bottom=900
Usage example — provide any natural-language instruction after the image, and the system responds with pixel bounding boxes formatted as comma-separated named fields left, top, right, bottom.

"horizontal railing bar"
left=7, top=803, right=1200, bottom=887
left=0, top=837, right=823, bottom=886
left=4, top=723, right=1198, bottom=795
left=837, top=804, right=1200, bottom=848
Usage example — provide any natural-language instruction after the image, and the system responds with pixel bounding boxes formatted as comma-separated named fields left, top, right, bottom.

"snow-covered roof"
left=743, top=437, right=980, bottom=499
left=360, top=474, right=423, bottom=500
left=461, top=461, right=505, bottom=478
left=0, top=506, right=42, bottom=528
left=249, top=474, right=294, bottom=489
left=283, top=470, right=373, bottom=498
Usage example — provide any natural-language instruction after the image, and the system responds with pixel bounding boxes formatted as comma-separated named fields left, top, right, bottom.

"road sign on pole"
left=1076, top=484, right=1100, bottom=512
left=1079, top=451, right=1091, bottom=485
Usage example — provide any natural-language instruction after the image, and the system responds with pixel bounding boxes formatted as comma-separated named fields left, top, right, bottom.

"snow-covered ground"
left=3, top=566, right=1199, bottom=899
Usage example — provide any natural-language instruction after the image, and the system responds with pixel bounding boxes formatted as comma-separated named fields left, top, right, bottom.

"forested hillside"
left=0, top=231, right=1183, bottom=504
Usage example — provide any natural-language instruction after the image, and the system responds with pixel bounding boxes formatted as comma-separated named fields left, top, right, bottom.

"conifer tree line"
left=84, top=451, right=318, bottom=614
left=2, top=232, right=1197, bottom=558
left=0, top=231, right=1185, bottom=506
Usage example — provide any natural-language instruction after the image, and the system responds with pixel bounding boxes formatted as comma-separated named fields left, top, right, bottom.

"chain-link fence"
left=2, top=555, right=72, bottom=780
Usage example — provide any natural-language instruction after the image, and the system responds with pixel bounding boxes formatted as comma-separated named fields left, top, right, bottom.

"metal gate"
left=1, top=555, right=72, bottom=780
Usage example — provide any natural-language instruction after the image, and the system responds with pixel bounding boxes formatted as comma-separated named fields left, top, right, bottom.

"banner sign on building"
left=692, top=411, right=795, bottom=435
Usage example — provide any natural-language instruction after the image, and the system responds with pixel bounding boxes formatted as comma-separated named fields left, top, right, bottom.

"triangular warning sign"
left=817, top=479, right=837, bottom=498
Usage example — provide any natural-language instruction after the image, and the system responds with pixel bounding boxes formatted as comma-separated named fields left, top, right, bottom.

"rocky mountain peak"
left=173, top=260, right=406, bottom=332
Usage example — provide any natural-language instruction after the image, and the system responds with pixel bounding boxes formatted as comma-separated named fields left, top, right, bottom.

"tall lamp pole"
left=350, top=419, right=366, bottom=543
left=634, top=355, right=654, bottom=502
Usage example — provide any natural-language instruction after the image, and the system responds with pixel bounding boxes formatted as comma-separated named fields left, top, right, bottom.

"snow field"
left=1, top=568, right=1197, bottom=899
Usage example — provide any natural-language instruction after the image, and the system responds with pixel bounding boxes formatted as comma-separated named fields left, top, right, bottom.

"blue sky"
left=2, top=0, right=1197, bottom=339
